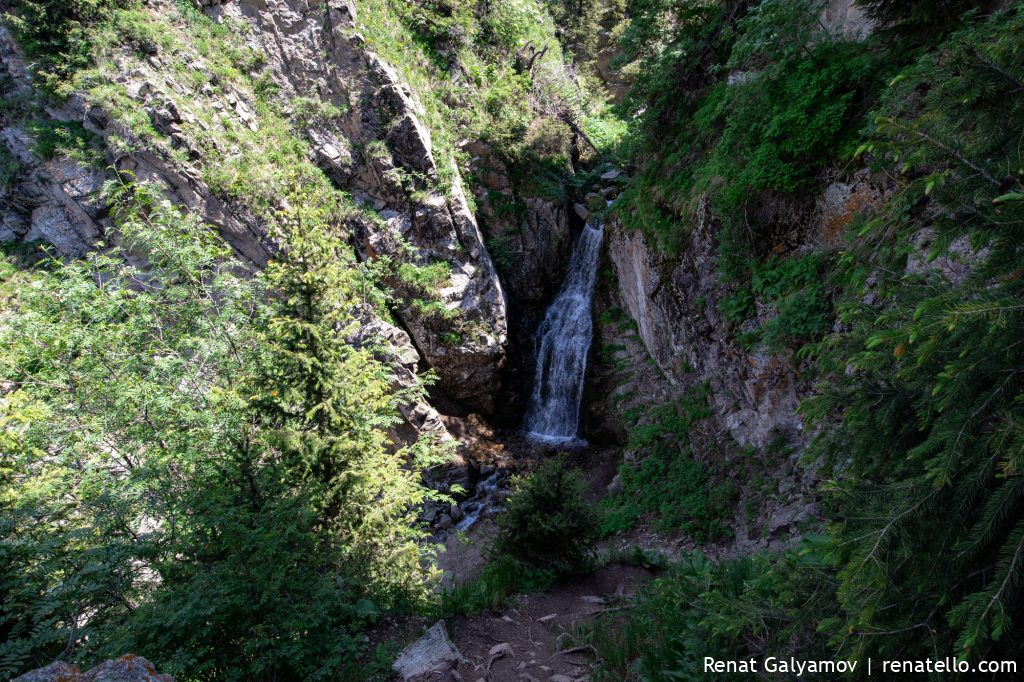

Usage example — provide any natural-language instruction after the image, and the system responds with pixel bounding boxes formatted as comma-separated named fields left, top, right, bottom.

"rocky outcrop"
left=466, top=140, right=571, bottom=306
left=14, top=656, right=172, bottom=682
left=212, top=0, right=508, bottom=409
left=351, top=315, right=452, bottom=447
left=821, top=0, right=874, bottom=39
left=607, top=196, right=802, bottom=449
left=605, top=167, right=892, bottom=451
left=1, top=0, right=510, bottom=415
left=593, top=30, right=630, bottom=104
left=0, top=28, right=105, bottom=258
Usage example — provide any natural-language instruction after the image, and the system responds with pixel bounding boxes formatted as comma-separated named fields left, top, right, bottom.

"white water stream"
left=524, top=221, right=605, bottom=443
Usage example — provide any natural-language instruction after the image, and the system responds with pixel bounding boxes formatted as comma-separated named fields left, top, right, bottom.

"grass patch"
left=601, top=385, right=736, bottom=541
left=437, top=555, right=557, bottom=617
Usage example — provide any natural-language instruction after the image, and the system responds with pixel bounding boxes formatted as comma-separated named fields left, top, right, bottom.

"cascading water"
left=524, top=220, right=605, bottom=442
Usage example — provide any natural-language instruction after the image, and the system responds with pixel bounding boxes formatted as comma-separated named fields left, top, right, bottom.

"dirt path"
left=446, top=563, right=651, bottom=682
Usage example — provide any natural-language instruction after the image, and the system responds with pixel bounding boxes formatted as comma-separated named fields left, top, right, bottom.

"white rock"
left=393, top=621, right=463, bottom=680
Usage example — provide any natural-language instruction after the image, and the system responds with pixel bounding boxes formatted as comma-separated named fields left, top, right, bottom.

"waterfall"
left=524, top=221, right=605, bottom=443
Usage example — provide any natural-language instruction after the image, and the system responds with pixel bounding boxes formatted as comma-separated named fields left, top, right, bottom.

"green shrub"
left=24, top=119, right=98, bottom=161
left=7, top=0, right=125, bottom=93
left=603, top=445, right=735, bottom=540
left=751, top=254, right=822, bottom=298
left=761, top=284, right=831, bottom=348
left=588, top=543, right=836, bottom=681
left=0, top=148, right=21, bottom=189
left=752, top=254, right=832, bottom=349
left=615, top=0, right=884, bottom=257
left=438, top=554, right=557, bottom=616
left=484, top=233, right=517, bottom=273
left=397, top=260, right=453, bottom=293
left=716, top=287, right=754, bottom=325
left=494, top=456, right=598, bottom=575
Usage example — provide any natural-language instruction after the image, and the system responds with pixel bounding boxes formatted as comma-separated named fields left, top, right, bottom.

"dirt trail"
left=446, top=564, right=651, bottom=682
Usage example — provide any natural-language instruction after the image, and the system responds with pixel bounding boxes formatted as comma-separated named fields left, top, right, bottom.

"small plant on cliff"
left=494, top=456, right=598, bottom=575
left=601, top=385, right=736, bottom=541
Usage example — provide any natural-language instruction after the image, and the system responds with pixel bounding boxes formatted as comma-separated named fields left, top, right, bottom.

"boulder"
left=393, top=621, right=463, bottom=680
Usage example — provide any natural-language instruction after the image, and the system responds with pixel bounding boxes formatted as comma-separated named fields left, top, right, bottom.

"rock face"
left=1, top=0, right=509, bottom=418
left=0, top=31, right=106, bottom=258
left=351, top=315, right=452, bottom=447
left=211, top=0, right=508, bottom=410
left=820, top=0, right=874, bottom=39
left=605, top=167, right=892, bottom=451
left=14, top=656, right=173, bottom=682
left=466, top=139, right=571, bottom=306
left=606, top=197, right=790, bottom=450
left=462, top=138, right=575, bottom=419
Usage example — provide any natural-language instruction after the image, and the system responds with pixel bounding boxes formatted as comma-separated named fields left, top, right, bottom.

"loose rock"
left=393, top=621, right=463, bottom=680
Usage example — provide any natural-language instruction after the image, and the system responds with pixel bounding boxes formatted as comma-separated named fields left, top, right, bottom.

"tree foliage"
left=5, top=0, right=126, bottom=93
left=0, top=179, right=441, bottom=680
left=802, top=4, right=1024, bottom=663
left=494, top=456, right=597, bottom=575
left=598, top=1, right=1024, bottom=675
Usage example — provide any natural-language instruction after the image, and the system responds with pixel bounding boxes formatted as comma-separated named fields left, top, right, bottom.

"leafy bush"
left=494, top=456, right=598, bottom=575
left=24, top=119, right=97, bottom=161
left=615, top=0, right=883, bottom=255
left=603, top=450, right=736, bottom=540
left=753, top=254, right=832, bottom=348
left=7, top=0, right=125, bottom=93
left=484, top=233, right=517, bottom=273
left=0, top=148, right=21, bottom=189
left=716, top=287, right=754, bottom=325
left=760, top=284, right=831, bottom=349
left=706, top=44, right=878, bottom=208
left=391, top=0, right=479, bottom=63
left=438, top=554, right=557, bottom=616
left=397, top=259, right=453, bottom=294
left=751, top=253, right=823, bottom=299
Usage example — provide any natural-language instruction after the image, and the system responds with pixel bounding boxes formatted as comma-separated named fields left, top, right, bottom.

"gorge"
left=2, top=0, right=1024, bottom=680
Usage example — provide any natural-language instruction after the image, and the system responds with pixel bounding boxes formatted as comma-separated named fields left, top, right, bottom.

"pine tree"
left=802, top=5, right=1024, bottom=663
